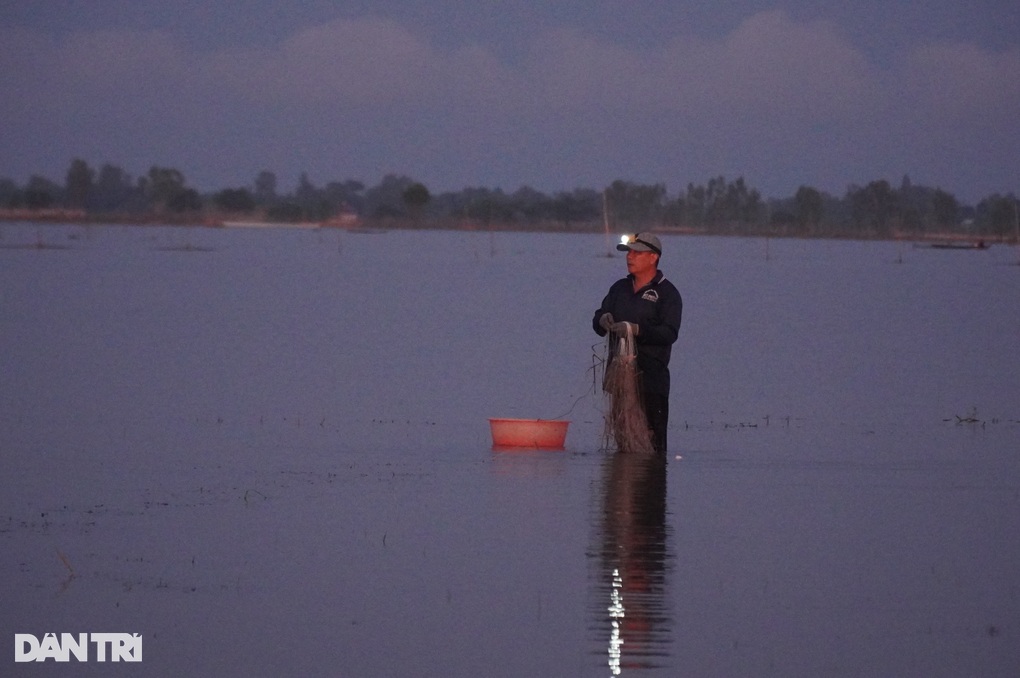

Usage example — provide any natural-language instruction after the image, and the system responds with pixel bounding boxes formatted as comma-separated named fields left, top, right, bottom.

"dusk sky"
left=2, top=1, right=1018, bottom=203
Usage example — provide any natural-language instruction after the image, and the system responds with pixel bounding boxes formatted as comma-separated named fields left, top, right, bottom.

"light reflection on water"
left=591, top=453, right=673, bottom=674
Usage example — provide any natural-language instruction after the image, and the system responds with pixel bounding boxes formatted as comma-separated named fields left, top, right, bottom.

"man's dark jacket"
left=592, top=270, right=683, bottom=396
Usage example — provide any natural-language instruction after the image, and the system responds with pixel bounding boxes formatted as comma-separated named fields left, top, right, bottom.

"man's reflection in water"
left=591, top=452, right=672, bottom=674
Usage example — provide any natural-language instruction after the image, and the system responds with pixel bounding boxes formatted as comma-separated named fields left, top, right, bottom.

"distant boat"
left=926, top=240, right=989, bottom=250
left=221, top=220, right=321, bottom=229
left=220, top=220, right=266, bottom=228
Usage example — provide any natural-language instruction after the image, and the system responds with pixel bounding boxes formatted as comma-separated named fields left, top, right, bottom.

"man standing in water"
left=593, top=233, right=683, bottom=454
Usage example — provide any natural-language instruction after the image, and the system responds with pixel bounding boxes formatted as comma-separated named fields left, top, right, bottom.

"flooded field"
left=2, top=223, right=1018, bottom=676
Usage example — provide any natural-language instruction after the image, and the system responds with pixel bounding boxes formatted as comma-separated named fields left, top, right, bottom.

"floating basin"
left=488, top=418, right=569, bottom=450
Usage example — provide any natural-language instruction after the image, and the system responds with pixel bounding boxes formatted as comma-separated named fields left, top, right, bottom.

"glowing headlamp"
left=617, top=234, right=661, bottom=254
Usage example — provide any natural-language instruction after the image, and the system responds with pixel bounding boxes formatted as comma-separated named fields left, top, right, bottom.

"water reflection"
left=590, top=453, right=673, bottom=674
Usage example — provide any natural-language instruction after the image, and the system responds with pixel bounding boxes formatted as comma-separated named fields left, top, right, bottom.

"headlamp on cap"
left=616, top=233, right=662, bottom=255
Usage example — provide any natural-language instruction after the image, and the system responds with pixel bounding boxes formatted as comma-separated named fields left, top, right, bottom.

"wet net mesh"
left=601, top=324, right=655, bottom=454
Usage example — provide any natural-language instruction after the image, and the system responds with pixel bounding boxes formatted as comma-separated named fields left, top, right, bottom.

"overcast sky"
left=2, top=1, right=1017, bottom=203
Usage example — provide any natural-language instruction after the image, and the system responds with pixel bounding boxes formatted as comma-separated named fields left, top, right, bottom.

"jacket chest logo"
left=641, top=289, right=659, bottom=302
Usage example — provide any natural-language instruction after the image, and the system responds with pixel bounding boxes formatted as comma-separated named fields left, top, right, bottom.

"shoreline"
left=0, top=211, right=1013, bottom=246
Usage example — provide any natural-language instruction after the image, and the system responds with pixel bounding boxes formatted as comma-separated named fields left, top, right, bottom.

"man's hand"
left=598, top=312, right=615, bottom=332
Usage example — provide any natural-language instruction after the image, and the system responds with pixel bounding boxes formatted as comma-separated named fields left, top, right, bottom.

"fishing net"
left=601, top=324, right=655, bottom=454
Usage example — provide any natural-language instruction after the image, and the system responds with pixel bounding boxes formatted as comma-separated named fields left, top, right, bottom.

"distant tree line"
left=1, top=158, right=1017, bottom=240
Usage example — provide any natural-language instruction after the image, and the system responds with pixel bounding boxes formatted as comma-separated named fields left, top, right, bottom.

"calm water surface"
left=2, top=223, right=1018, bottom=676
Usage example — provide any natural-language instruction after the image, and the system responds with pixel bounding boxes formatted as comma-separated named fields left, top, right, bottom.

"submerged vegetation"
left=1, top=158, right=1017, bottom=241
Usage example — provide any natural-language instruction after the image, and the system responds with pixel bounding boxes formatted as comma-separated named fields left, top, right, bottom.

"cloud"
left=897, top=41, right=1020, bottom=124
left=4, top=12, right=875, bottom=120
left=194, top=17, right=533, bottom=136
left=270, top=18, right=431, bottom=105
left=0, top=11, right=1016, bottom=199
left=524, top=28, right=659, bottom=111
left=694, top=11, right=878, bottom=117
left=3, top=10, right=1013, bottom=129
left=506, top=12, right=878, bottom=120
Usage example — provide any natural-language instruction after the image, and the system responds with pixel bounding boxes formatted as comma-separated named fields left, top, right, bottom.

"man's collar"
left=628, top=270, right=663, bottom=287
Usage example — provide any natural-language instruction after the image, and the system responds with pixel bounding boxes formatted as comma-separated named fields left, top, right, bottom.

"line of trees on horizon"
left=1, top=158, right=1017, bottom=240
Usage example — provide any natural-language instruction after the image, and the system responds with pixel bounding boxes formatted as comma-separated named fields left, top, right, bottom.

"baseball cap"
left=616, top=232, right=662, bottom=255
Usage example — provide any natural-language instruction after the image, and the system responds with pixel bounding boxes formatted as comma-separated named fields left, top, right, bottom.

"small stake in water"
left=601, top=190, right=615, bottom=258
left=1013, top=199, right=1019, bottom=266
